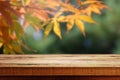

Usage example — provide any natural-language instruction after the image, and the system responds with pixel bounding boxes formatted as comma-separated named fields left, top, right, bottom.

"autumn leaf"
left=67, top=19, right=74, bottom=33
left=11, top=44, right=23, bottom=54
left=82, top=0, right=107, bottom=16
left=0, top=1, right=21, bottom=27
left=0, top=42, right=3, bottom=48
left=75, top=19, right=86, bottom=37
left=44, top=23, right=53, bottom=38
left=0, top=0, right=107, bottom=54
left=53, top=19, right=62, bottom=39
left=1, top=27, right=10, bottom=44
left=0, top=18, right=10, bottom=44
left=22, top=0, right=31, bottom=6
left=78, top=15, right=96, bottom=24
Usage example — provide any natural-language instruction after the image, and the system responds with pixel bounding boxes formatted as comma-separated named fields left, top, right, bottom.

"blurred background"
left=23, top=0, right=120, bottom=54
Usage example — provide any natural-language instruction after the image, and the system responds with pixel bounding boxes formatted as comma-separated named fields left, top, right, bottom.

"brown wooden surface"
left=1, top=76, right=120, bottom=80
left=0, top=54, right=120, bottom=76
left=1, top=54, right=120, bottom=80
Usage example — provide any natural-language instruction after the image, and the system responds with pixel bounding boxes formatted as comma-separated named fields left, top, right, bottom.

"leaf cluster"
left=0, top=0, right=107, bottom=54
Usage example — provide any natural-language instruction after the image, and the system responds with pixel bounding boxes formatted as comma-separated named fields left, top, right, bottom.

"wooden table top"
left=0, top=54, right=120, bottom=76
left=0, top=54, right=120, bottom=67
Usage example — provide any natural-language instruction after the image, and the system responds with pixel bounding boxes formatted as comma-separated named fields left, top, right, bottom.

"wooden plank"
left=0, top=54, right=120, bottom=76
left=1, top=67, right=120, bottom=76
left=1, top=76, right=120, bottom=80
left=0, top=54, right=120, bottom=67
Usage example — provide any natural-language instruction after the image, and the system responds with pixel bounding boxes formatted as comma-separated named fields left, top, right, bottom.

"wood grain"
left=0, top=54, right=120, bottom=76
left=1, top=76, right=120, bottom=80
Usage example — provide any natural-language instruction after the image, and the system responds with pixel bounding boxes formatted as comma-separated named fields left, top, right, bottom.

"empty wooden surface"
left=0, top=54, right=120, bottom=76
left=1, top=54, right=120, bottom=67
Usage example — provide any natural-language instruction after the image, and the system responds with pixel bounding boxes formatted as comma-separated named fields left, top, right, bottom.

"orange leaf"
left=67, top=19, right=74, bottom=32
left=78, top=15, right=96, bottom=24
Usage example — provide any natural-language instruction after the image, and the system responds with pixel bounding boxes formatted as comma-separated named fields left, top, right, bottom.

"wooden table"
left=0, top=54, right=120, bottom=80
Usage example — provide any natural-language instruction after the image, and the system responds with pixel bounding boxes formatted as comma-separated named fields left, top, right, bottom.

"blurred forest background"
left=23, top=0, right=120, bottom=54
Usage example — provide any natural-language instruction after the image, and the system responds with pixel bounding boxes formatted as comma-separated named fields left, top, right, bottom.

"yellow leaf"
left=67, top=19, right=74, bottom=33
left=0, top=42, right=3, bottom=48
left=78, top=15, right=96, bottom=24
left=22, top=0, right=31, bottom=6
left=58, top=16, right=68, bottom=22
left=44, top=23, right=53, bottom=38
left=85, top=7, right=92, bottom=16
left=92, top=6, right=101, bottom=15
left=75, top=19, right=86, bottom=36
left=4, top=45, right=15, bottom=54
left=11, top=44, right=23, bottom=54
left=82, top=1, right=98, bottom=5
left=53, top=20, right=62, bottom=39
